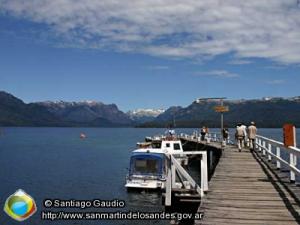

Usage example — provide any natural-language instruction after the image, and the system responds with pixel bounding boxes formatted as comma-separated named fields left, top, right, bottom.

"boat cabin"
left=126, top=139, right=184, bottom=189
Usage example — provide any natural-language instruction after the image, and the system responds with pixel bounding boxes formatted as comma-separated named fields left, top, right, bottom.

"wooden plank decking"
left=197, top=145, right=300, bottom=225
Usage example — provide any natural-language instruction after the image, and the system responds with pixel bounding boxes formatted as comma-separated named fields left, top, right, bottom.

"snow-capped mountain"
left=127, top=108, right=165, bottom=123
left=36, top=100, right=132, bottom=125
left=128, top=109, right=165, bottom=117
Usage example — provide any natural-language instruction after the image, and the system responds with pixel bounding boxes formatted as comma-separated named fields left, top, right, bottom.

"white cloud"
left=266, top=79, right=286, bottom=84
left=195, top=70, right=239, bottom=78
left=1, top=0, right=300, bottom=64
left=228, top=59, right=252, bottom=65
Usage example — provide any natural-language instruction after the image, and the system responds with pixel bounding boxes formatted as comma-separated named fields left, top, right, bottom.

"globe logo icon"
left=4, top=189, right=37, bottom=221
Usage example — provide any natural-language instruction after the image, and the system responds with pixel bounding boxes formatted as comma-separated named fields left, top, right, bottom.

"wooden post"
left=268, top=143, right=272, bottom=161
left=209, top=150, right=213, bottom=173
left=276, top=147, right=281, bottom=169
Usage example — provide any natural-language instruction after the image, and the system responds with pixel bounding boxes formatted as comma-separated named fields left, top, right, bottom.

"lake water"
left=0, top=127, right=299, bottom=225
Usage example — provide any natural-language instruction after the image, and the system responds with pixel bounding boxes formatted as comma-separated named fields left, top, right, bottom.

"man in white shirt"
left=248, top=122, right=257, bottom=151
left=235, top=123, right=245, bottom=152
left=241, top=123, right=247, bottom=147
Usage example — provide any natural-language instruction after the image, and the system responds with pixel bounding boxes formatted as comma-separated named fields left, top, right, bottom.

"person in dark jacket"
left=222, top=127, right=229, bottom=145
left=200, top=126, right=206, bottom=141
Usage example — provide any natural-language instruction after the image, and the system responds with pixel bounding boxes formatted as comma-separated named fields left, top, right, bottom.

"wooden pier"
left=164, top=133, right=300, bottom=225
left=198, top=144, right=300, bottom=225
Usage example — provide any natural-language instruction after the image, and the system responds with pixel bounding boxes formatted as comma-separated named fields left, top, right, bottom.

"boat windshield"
left=133, top=159, right=159, bottom=175
left=151, top=142, right=161, bottom=149
left=129, top=153, right=164, bottom=176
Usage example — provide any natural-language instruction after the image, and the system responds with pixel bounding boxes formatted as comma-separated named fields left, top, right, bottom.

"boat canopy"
left=129, top=152, right=165, bottom=177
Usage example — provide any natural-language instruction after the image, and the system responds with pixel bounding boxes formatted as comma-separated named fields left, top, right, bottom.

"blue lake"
left=0, top=127, right=299, bottom=224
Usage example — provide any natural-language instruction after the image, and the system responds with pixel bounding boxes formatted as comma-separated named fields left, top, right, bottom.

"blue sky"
left=0, top=0, right=300, bottom=111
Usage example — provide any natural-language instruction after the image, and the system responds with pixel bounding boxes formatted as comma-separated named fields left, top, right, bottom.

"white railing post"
left=268, top=143, right=272, bottom=161
left=165, top=156, right=172, bottom=206
left=262, top=141, right=266, bottom=156
left=171, top=155, right=202, bottom=196
left=171, top=162, right=176, bottom=187
left=201, top=152, right=208, bottom=192
left=276, top=147, right=281, bottom=169
left=290, top=152, right=296, bottom=183
left=214, top=133, right=217, bottom=142
left=294, top=154, right=297, bottom=179
left=255, top=138, right=258, bottom=150
left=252, top=135, right=300, bottom=183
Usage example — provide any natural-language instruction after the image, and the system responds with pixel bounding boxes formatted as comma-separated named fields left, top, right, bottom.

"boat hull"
left=125, top=178, right=165, bottom=189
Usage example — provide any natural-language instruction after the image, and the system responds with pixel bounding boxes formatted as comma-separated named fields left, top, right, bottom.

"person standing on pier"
left=205, top=126, right=209, bottom=134
left=235, top=123, right=245, bottom=152
left=200, top=126, right=206, bottom=141
left=222, top=127, right=229, bottom=145
left=248, top=122, right=257, bottom=151
left=241, top=123, right=247, bottom=147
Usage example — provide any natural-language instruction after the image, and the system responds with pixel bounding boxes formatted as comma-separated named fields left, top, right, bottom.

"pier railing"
left=180, top=132, right=225, bottom=143
left=255, top=135, right=300, bottom=183
left=164, top=151, right=208, bottom=206
left=180, top=131, right=235, bottom=146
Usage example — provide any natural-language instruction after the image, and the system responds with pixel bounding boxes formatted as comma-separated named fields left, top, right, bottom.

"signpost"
left=195, top=97, right=228, bottom=145
left=214, top=106, right=229, bottom=113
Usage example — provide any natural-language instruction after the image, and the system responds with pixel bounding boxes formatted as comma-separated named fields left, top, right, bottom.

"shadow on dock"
left=252, top=151, right=300, bottom=223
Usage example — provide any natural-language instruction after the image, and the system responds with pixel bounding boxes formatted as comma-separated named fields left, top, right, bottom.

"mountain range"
left=1, top=91, right=300, bottom=127
left=36, top=100, right=132, bottom=126
left=0, top=91, right=131, bottom=127
left=141, top=97, right=300, bottom=128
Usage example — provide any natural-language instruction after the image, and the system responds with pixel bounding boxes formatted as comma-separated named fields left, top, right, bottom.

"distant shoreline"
left=0, top=126, right=291, bottom=129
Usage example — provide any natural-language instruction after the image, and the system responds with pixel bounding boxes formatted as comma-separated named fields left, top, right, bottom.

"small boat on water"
left=80, top=133, right=87, bottom=139
left=125, top=130, right=185, bottom=190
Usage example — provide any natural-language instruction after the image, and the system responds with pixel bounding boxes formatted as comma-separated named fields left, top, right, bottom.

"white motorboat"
left=125, top=132, right=185, bottom=190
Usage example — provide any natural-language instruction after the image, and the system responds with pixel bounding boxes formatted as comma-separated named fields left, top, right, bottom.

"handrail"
left=255, top=135, right=299, bottom=183
left=256, top=135, right=300, bottom=156
left=164, top=151, right=208, bottom=206
left=179, top=132, right=299, bottom=184
left=180, top=131, right=233, bottom=145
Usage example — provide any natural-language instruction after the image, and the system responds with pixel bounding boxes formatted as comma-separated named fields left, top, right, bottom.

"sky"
left=0, top=0, right=300, bottom=111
